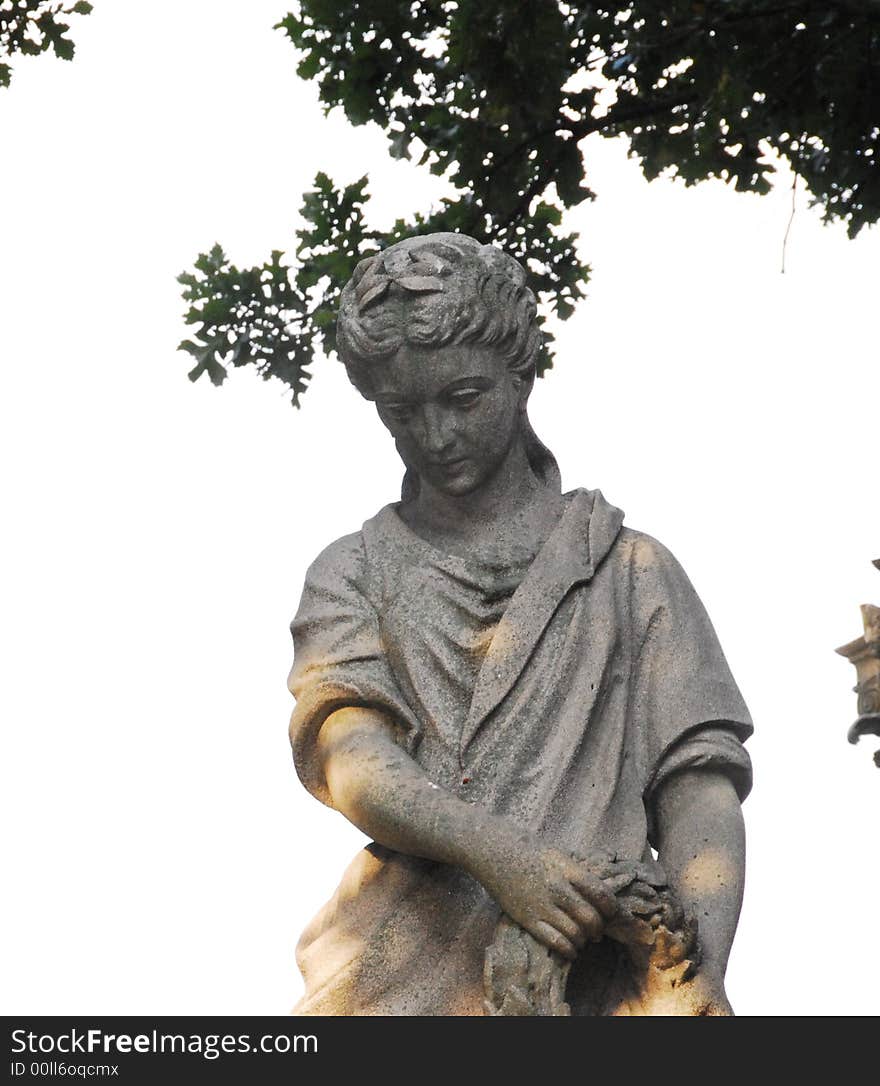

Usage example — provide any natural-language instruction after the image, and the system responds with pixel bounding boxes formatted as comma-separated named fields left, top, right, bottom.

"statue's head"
left=336, top=233, right=559, bottom=500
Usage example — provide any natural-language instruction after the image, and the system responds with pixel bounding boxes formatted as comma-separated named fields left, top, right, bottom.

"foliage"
left=0, top=0, right=92, bottom=88
left=180, top=1, right=879, bottom=405
left=179, top=174, right=387, bottom=405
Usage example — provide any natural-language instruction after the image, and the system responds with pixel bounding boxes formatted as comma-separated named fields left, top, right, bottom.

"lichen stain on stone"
left=681, top=848, right=735, bottom=896
left=477, top=618, right=516, bottom=662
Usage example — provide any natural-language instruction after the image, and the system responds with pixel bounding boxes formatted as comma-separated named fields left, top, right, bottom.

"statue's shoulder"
left=603, top=524, right=696, bottom=598
left=608, top=525, right=711, bottom=624
left=568, top=486, right=676, bottom=576
left=302, top=502, right=400, bottom=598
left=614, top=526, right=677, bottom=567
left=304, top=528, right=368, bottom=588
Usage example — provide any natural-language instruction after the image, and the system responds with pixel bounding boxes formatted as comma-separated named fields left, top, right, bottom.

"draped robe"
left=287, top=488, right=752, bottom=1015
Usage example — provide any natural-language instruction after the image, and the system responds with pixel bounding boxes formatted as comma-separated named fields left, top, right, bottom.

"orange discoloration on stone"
left=681, top=848, right=736, bottom=896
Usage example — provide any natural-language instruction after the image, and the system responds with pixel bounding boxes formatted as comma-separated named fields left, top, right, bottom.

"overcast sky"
left=2, top=1, right=878, bottom=1016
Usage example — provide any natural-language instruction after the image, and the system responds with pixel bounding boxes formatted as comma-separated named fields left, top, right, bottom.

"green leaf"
left=53, top=38, right=76, bottom=62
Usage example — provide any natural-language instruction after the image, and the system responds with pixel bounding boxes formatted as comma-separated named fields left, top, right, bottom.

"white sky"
left=2, top=1, right=878, bottom=1016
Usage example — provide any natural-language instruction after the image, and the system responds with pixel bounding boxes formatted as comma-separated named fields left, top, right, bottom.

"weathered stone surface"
left=838, top=563, right=880, bottom=768
left=287, top=233, right=752, bottom=1015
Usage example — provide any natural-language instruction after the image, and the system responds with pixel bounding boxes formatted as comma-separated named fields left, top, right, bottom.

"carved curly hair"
left=336, top=232, right=559, bottom=497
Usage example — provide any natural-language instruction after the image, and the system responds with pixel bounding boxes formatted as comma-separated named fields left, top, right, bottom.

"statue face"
left=371, top=342, right=527, bottom=498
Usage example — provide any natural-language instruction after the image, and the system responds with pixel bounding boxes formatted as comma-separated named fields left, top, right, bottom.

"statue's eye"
left=447, top=388, right=482, bottom=408
left=380, top=403, right=413, bottom=423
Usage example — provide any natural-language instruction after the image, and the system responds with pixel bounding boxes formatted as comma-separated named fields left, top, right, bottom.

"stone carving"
left=837, top=562, right=880, bottom=768
left=483, top=851, right=700, bottom=1016
left=287, top=233, right=753, bottom=1016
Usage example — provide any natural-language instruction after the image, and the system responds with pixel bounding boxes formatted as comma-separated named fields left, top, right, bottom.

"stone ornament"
left=837, top=561, right=880, bottom=768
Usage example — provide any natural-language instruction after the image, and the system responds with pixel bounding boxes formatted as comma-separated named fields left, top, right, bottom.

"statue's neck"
left=401, top=437, right=563, bottom=557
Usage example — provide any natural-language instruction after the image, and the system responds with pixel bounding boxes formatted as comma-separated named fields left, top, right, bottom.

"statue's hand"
left=471, top=834, right=618, bottom=960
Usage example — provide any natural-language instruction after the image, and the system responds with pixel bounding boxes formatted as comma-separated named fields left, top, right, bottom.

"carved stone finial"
left=837, top=562, right=880, bottom=767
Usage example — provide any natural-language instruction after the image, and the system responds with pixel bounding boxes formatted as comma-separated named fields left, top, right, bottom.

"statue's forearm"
left=653, top=768, right=746, bottom=981
left=316, top=706, right=518, bottom=877
left=317, top=706, right=613, bottom=959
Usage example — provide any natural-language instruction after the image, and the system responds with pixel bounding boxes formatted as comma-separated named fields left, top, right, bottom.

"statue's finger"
left=568, top=870, right=618, bottom=918
left=555, top=889, right=603, bottom=942
left=601, top=872, right=635, bottom=894
left=532, top=920, right=577, bottom=961
left=546, top=906, right=586, bottom=948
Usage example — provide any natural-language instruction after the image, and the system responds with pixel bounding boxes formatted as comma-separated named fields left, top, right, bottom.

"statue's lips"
left=427, top=457, right=468, bottom=470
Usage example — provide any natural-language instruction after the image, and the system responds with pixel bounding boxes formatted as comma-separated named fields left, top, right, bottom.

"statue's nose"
left=419, top=404, right=455, bottom=455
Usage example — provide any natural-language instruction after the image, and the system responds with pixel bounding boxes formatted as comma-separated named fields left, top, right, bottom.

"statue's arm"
left=314, top=705, right=616, bottom=958
left=653, top=766, right=746, bottom=1009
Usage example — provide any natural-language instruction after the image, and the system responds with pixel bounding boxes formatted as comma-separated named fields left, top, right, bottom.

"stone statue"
left=287, top=233, right=753, bottom=1016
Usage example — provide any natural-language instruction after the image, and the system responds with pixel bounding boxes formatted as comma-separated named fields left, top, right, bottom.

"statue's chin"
left=421, top=464, right=483, bottom=497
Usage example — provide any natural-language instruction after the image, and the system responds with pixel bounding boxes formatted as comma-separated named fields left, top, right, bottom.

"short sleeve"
left=287, top=531, right=419, bottom=807
left=627, top=533, right=753, bottom=840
